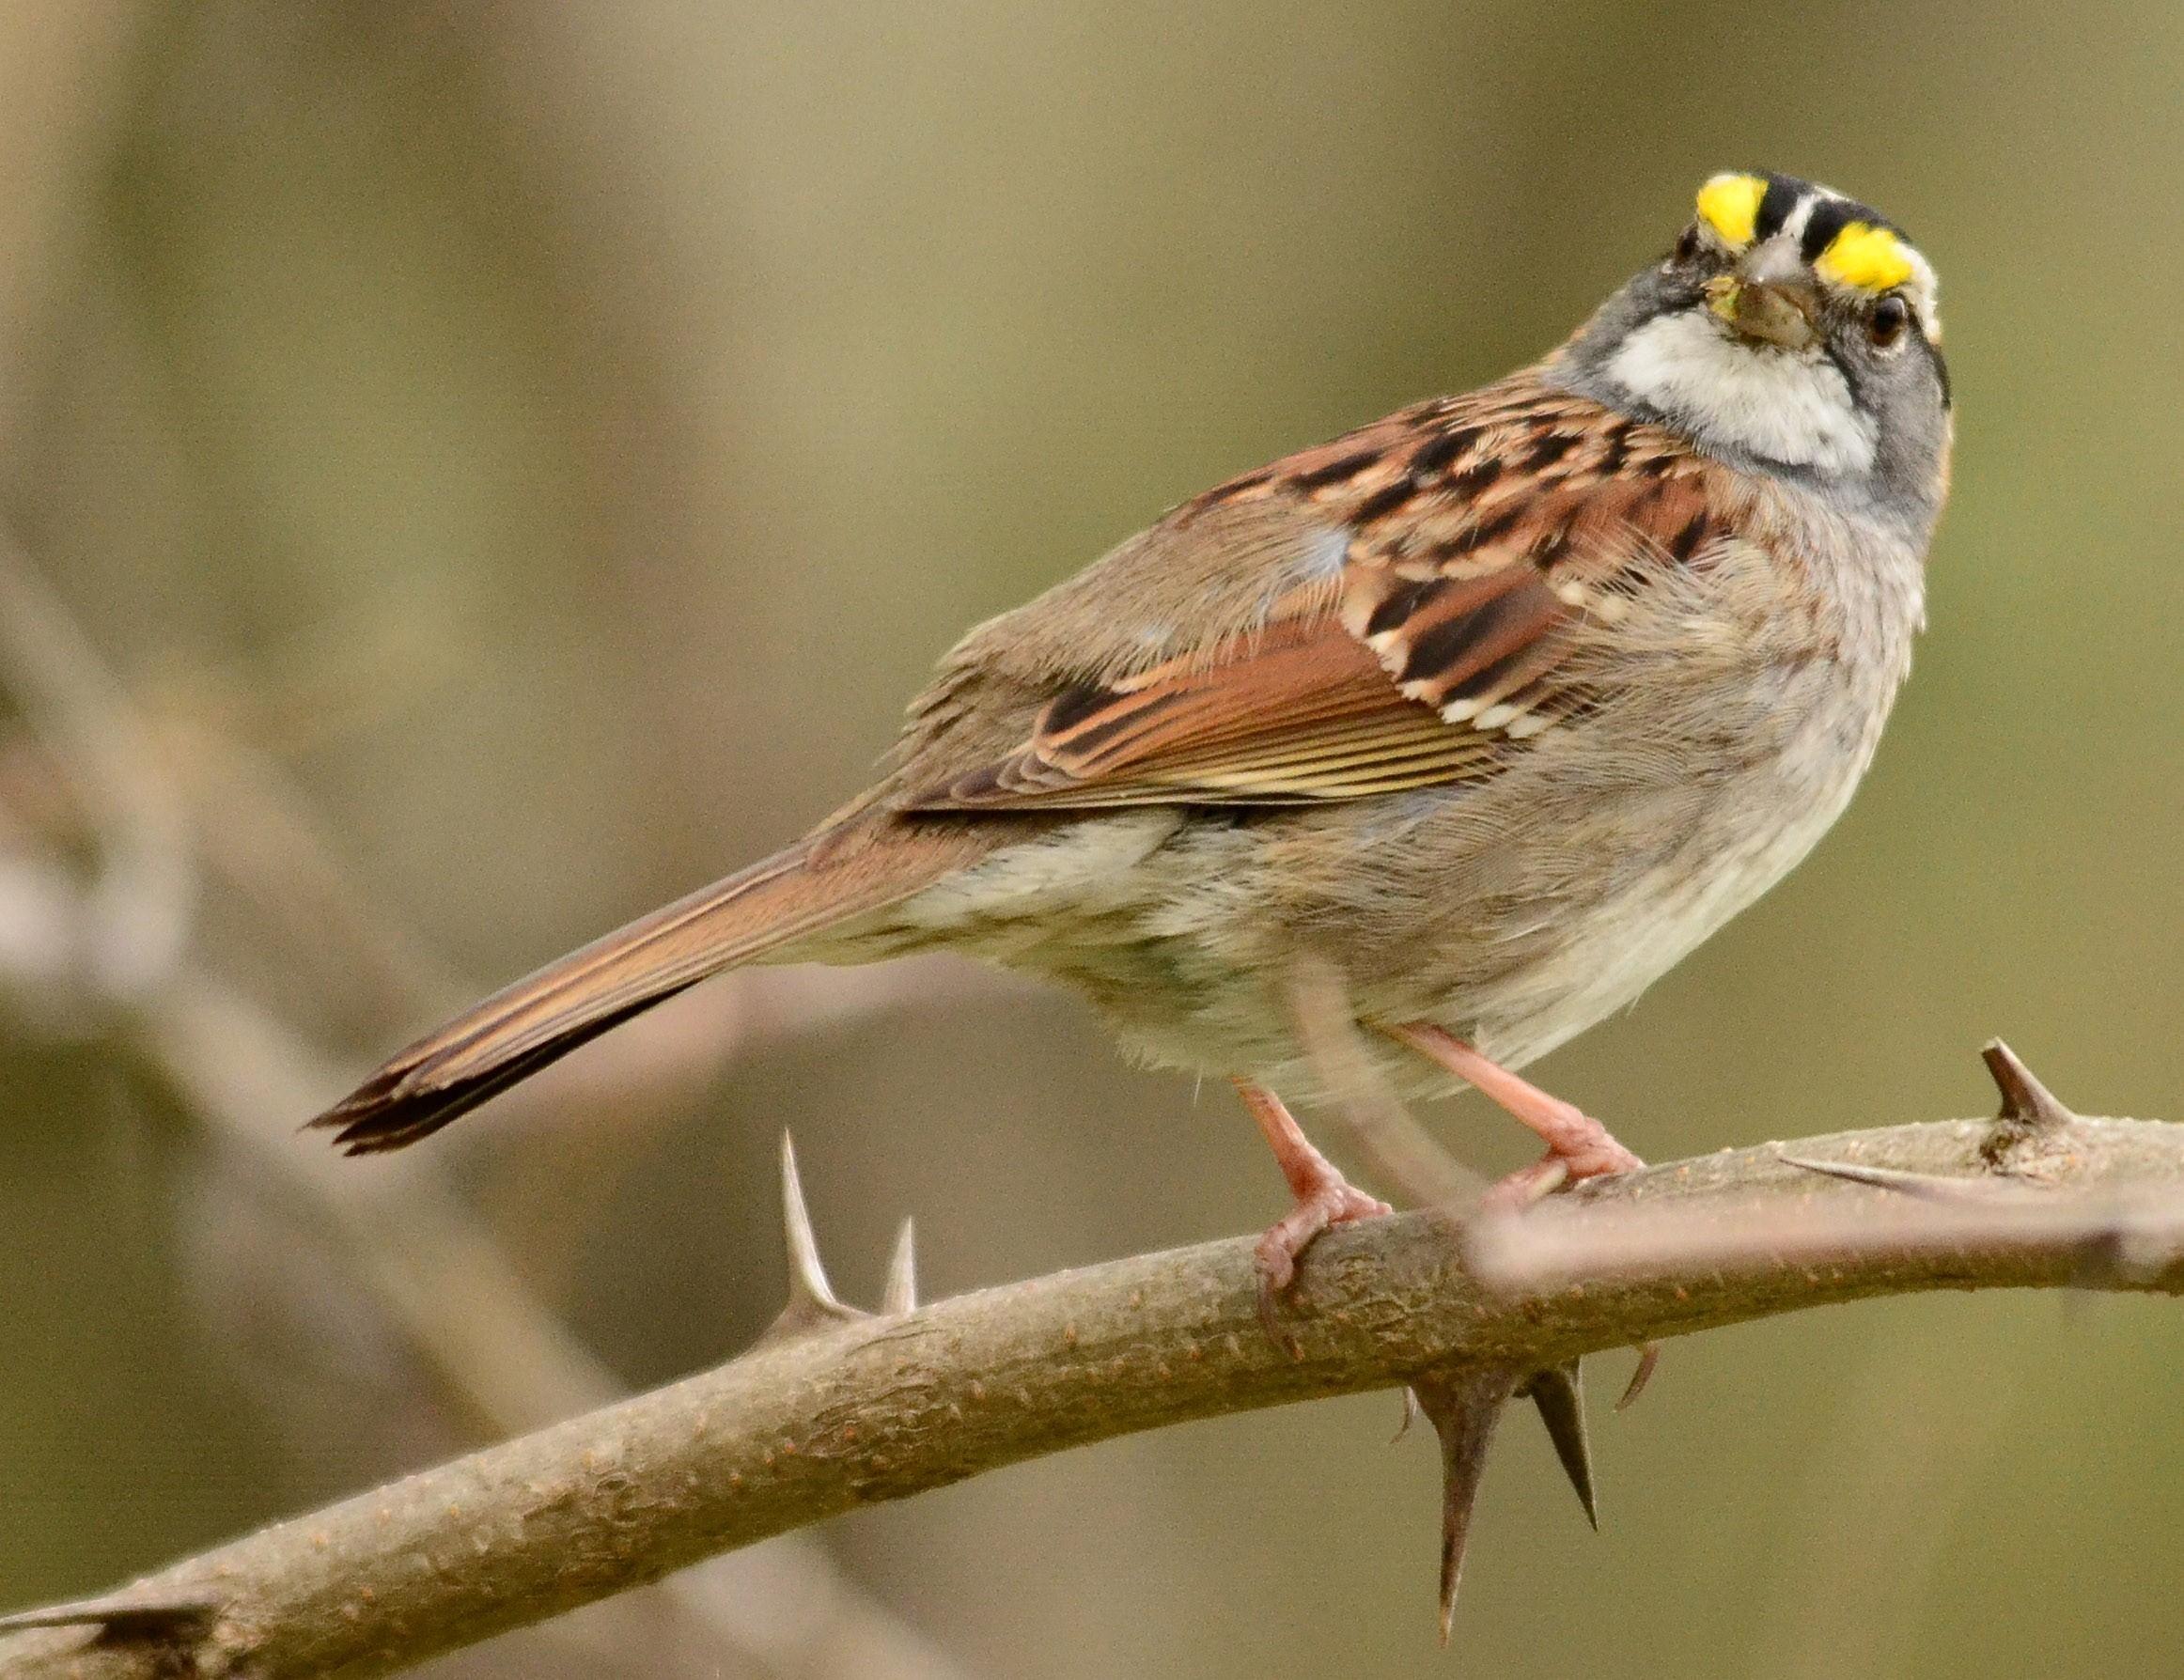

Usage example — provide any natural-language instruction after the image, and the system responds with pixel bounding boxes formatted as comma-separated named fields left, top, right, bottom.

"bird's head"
left=1559, top=171, right=1951, bottom=521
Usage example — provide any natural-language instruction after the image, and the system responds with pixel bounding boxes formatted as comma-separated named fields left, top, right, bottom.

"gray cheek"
left=1859, top=362, right=1952, bottom=528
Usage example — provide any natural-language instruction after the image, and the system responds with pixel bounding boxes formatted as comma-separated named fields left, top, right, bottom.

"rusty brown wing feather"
left=905, top=373, right=1735, bottom=810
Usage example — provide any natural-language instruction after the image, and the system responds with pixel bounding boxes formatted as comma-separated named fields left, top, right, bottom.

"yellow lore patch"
left=1694, top=173, right=1767, bottom=250
left=1815, top=222, right=1914, bottom=293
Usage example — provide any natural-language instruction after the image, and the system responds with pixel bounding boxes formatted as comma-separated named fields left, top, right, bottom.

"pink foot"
left=1388, top=1023, right=1644, bottom=1210
left=1235, top=1080, right=1391, bottom=1333
left=1389, top=1028, right=1666, bottom=1413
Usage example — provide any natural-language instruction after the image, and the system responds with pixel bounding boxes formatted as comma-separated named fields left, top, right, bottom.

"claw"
left=1238, top=1081, right=1391, bottom=1348
left=1410, top=1365, right=1520, bottom=1643
left=1480, top=1153, right=1569, bottom=1213
left=1520, top=1361, right=1597, bottom=1530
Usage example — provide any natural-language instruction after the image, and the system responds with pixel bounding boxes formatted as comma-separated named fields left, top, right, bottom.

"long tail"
left=309, top=819, right=985, bottom=1153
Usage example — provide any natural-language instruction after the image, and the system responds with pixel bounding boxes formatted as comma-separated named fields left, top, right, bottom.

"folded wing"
left=906, top=376, right=1729, bottom=813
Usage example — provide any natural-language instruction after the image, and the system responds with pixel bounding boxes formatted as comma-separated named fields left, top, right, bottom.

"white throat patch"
left=1605, top=309, right=1875, bottom=474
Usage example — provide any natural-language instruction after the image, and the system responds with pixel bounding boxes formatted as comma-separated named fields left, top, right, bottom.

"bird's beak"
left=1704, top=272, right=1820, bottom=351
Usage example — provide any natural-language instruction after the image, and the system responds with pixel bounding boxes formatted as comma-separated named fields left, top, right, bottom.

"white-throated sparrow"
left=316, top=172, right=1950, bottom=1299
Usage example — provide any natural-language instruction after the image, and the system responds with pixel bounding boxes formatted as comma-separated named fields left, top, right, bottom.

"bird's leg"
left=1392, top=1025, right=1665, bottom=1414
left=1387, top=1023, right=1643, bottom=1210
left=1234, top=1078, right=1390, bottom=1327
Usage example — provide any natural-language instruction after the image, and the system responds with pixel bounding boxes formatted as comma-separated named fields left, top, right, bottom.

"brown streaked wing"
left=1342, top=467, right=1724, bottom=729
left=910, top=614, right=1496, bottom=808
left=903, top=372, right=1739, bottom=812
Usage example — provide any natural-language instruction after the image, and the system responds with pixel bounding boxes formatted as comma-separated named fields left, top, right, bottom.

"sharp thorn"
left=882, top=1217, right=917, bottom=1314
left=1411, top=1365, right=1519, bottom=1643
left=779, top=1132, right=848, bottom=1313
left=1981, top=1039, right=2073, bottom=1133
left=1779, top=1154, right=1995, bottom=1201
left=760, top=1132, right=866, bottom=1342
left=1616, top=1342, right=1661, bottom=1411
left=0, top=1595, right=217, bottom=1638
left=1521, top=1360, right=1598, bottom=1530
left=1393, top=1383, right=1420, bottom=1444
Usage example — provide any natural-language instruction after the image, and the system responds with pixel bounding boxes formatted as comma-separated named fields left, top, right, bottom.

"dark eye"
left=1672, top=226, right=1703, bottom=263
left=1868, top=294, right=1911, bottom=348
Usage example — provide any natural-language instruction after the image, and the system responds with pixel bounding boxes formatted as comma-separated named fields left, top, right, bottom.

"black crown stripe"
left=1754, top=175, right=1803, bottom=241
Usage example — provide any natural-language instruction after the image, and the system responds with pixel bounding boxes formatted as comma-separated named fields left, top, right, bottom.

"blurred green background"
left=2, top=3, right=2179, bottom=1676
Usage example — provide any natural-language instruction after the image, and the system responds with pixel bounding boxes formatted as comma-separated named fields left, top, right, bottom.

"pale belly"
left=846, top=766, right=1850, bottom=1119
left=847, top=653, right=1892, bottom=1113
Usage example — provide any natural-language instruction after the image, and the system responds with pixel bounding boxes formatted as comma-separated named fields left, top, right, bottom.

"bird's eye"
left=1868, top=295, right=1910, bottom=348
left=1672, top=226, right=1703, bottom=264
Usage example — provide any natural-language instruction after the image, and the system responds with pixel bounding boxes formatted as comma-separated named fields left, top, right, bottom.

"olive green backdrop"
left=1, top=3, right=2178, bottom=1676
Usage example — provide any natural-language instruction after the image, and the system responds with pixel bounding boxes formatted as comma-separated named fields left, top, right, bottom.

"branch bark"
left=5, top=1099, right=2180, bottom=1680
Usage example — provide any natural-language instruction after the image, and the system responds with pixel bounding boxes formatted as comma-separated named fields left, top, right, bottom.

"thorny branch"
left=2, top=1044, right=2181, bottom=1679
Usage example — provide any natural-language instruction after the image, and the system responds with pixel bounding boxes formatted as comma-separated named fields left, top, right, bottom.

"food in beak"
left=1704, top=275, right=1818, bottom=351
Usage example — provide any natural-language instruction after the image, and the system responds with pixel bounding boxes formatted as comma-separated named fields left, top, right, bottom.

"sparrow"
left=314, top=171, right=1950, bottom=1303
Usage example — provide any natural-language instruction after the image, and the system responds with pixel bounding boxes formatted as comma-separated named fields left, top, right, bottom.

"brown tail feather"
left=309, top=819, right=986, bottom=1153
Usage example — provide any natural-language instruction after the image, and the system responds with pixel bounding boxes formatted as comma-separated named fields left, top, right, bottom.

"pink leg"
left=1234, top=1079, right=1390, bottom=1321
left=1388, top=1023, right=1644, bottom=1210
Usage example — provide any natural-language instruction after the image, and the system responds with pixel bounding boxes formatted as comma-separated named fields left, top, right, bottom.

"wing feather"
left=899, top=372, right=1746, bottom=814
